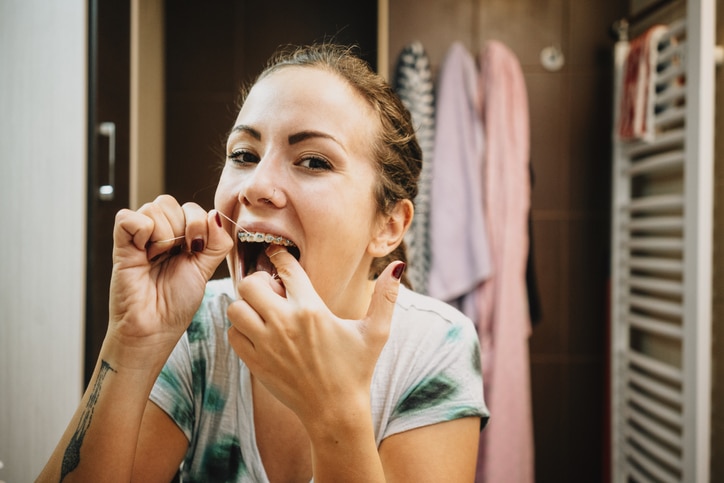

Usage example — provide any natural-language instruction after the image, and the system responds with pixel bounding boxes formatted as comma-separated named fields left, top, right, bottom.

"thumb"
left=363, top=261, right=406, bottom=341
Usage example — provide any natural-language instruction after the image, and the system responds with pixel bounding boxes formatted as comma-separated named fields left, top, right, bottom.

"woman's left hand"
left=226, top=246, right=403, bottom=431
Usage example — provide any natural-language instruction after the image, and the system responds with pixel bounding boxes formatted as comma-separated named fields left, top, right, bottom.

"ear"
left=367, top=199, right=414, bottom=257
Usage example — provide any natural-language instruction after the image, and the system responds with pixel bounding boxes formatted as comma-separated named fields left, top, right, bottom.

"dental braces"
left=237, top=231, right=296, bottom=246
left=150, top=211, right=294, bottom=247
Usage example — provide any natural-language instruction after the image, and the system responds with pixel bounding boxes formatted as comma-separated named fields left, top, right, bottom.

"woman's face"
left=215, top=66, right=386, bottom=316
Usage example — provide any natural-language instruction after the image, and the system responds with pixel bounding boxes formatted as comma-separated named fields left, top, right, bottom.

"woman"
left=39, top=43, right=488, bottom=482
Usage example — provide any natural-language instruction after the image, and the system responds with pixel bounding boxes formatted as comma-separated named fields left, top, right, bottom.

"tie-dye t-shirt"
left=150, top=278, right=489, bottom=482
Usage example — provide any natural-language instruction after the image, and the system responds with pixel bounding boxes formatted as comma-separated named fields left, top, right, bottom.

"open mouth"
left=237, top=231, right=301, bottom=277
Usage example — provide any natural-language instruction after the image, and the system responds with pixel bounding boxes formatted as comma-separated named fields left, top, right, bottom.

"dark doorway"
left=85, top=0, right=131, bottom=385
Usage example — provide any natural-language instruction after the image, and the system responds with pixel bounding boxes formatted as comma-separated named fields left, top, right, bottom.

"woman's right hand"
left=107, top=195, right=233, bottom=367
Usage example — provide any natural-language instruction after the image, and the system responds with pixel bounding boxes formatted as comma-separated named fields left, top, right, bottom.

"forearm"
left=307, top=398, right=386, bottom=483
left=37, top=338, right=167, bottom=483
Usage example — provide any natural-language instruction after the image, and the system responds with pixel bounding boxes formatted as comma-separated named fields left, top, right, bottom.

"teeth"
left=237, top=231, right=296, bottom=247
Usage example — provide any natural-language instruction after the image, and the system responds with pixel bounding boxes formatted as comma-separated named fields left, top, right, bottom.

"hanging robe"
left=427, top=42, right=492, bottom=320
left=393, top=42, right=436, bottom=293
left=475, top=40, right=534, bottom=483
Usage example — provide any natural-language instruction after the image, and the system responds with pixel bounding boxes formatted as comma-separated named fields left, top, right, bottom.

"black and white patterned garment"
left=393, top=42, right=435, bottom=294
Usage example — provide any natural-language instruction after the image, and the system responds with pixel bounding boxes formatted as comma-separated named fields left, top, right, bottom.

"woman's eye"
left=227, top=150, right=259, bottom=165
left=299, top=155, right=332, bottom=170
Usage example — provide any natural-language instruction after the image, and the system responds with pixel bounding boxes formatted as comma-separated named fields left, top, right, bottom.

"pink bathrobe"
left=475, top=41, right=534, bottom=483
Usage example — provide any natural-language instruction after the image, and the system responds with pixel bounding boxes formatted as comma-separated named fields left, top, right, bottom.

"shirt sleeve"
left=378, top=300, right=489, bottom=440
left=149, top=332, right=196, bottom=442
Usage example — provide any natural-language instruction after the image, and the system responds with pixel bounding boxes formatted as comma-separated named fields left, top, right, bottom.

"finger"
left=226, top=300, right=264, bottom=358
left=181, top=202, right=209, bottom=253
left=363, top=261, right=405, bottom=343
left=266, top=246, right=322, bottom=306
left=114, top=208, right=154, bottom=256
left=138, top=195, right=186, bottom=260
left=227, top=294, right=265, bottom=331
left=234, top=270, right=286, bottom=320
left=227, top=326, right=257, bottom=366
left=191, top=210, right=234, bottom=279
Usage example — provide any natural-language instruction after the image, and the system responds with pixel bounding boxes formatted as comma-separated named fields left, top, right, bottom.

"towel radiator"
left=610, top=0, right=717, bottom=481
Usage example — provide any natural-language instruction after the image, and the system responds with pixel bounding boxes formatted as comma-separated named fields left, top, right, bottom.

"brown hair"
left=240, top=43, right=422, bottom=288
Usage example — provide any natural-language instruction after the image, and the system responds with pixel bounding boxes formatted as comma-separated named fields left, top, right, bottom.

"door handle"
left=98, top=121, right=116, bottom=200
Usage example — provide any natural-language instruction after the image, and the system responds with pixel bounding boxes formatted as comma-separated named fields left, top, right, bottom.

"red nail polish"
left=191, top=238, right=204, bottom=253
left=215, top=212, right=222, bottom=228
left=392, top=262, right=406, bottom=280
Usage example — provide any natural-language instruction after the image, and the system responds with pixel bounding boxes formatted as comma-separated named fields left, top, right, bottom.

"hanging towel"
left=393, top=42, right=436, bottom=294
left=475, top=41, right=534, bottom=483
left=427, top=42, right=491, bottom=320
left=617, top=25, right=668, bottom=142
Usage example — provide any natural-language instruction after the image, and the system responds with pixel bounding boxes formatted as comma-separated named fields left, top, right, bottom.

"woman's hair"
left=239, top=43, right=422, bottom=288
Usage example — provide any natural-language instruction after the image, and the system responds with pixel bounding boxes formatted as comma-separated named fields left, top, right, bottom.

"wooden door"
left=86, top=0, right=130, bottom=384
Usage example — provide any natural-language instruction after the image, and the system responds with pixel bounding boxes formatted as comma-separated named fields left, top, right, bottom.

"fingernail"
left=392, top=262, right=406, bottom=280
left=215, top=211, right=222, bottom=228
left=191, top=238, right=204, bottom=253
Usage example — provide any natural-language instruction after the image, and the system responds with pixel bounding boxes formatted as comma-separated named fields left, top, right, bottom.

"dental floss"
left=152, top=235, right=186, bottom=244
left=216, top=210, right=252, bottom=234
left=151, top=210, right=250, bottom=244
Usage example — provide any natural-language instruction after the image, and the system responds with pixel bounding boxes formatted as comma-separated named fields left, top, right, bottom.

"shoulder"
left=393, top=285, right=477, bottom=339
left=385, top=285, right=481, bottom=378
left=372, top=286, right=487, bottom=441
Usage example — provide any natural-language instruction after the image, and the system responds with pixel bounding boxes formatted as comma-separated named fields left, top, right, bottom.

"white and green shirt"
left=150, top=278, right=489, bottom=482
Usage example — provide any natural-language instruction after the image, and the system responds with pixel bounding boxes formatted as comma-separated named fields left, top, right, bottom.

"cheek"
left=214, top=171, right=239, bottom=212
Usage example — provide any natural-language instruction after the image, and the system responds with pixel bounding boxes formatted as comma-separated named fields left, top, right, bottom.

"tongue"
left=254, top=248, right=276, bottom=276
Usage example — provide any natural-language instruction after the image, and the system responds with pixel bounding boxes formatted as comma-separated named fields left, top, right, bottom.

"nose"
left=239, top=158, right=285, bottom=208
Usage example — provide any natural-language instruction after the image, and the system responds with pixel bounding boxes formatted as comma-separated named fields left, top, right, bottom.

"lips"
left=237, top=231, right=301, bottom=277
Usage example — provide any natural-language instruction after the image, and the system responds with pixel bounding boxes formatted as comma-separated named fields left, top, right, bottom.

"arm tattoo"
left=59, top=360, right=117, bottom=482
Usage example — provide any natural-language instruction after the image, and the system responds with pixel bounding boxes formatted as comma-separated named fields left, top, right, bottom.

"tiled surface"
left=568, top=72, right=613, bottom=213
left=387, top=0, right=476, bottom=74
left=565, top=359, right=607, bottom=479
left=529, top=219, right=568, bottom=355
left=526, top=71, right=570, bottom=212
left=529, top=359, right=567, bottom=481
left=567, top=217, right=609, bottom=356
left=475, top=0, right=567, bottom=69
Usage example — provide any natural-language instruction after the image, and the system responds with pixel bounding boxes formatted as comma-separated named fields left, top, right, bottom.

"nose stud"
left=263, top=188, right=276, bottom=204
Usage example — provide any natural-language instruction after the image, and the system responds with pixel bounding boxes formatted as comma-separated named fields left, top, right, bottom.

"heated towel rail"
left=609, top=0, right=717, bottom=481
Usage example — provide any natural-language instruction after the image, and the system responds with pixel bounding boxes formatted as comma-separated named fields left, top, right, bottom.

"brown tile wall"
left=388, top=0, right=627, bottom=481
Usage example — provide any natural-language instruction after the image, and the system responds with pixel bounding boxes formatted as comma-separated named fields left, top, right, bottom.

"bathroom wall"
left=0, top=2, right=87, bottom=481
left=387, top=0, right=626, bottom=480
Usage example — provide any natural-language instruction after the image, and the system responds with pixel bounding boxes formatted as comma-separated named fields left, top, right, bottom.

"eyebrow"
left=231, top=125, right=345, bottom=152
left=288, top=130, right=344, bottom=151
left=231, top=124, right=261, bottom=140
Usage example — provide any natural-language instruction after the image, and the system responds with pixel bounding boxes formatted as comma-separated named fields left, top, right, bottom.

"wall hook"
left=540, top=45, right=565, bottom=71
